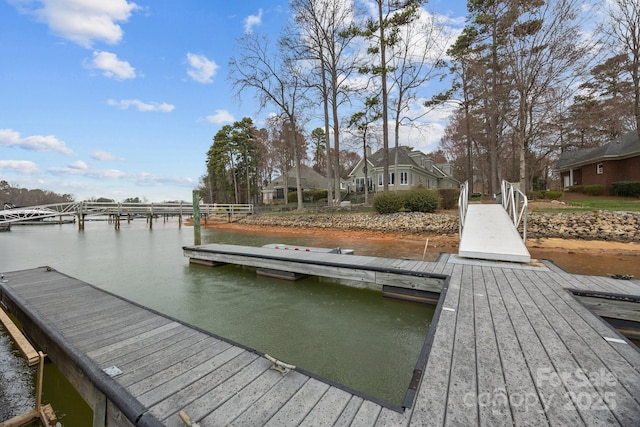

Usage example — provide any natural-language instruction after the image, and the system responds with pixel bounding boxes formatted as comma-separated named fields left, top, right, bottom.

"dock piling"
left=192, top=190, right=201, bottom=246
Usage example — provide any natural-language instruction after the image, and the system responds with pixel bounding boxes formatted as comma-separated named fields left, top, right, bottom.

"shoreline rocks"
left=527, top=211, right=639, bottom=242
left=235, top=210, right=640, bottom=243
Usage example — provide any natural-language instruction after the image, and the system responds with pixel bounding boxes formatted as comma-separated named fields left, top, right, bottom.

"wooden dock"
left=2, top=247, right=640, bottom=426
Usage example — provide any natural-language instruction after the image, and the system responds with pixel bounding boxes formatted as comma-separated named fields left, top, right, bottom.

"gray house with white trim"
left=261, top=164, right=328, bottom=204
left=347, top=146, right=458, bottom=193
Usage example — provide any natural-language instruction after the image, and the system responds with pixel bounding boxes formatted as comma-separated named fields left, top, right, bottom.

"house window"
left=388, top=173, right=395, bottom=185
left=378, top=174, right=383, bottom=186
left=400, top=171, right=408, bottom=185
left=596, top=163, right=603, bottom=174
left=355, top=177, right=372, bottom=191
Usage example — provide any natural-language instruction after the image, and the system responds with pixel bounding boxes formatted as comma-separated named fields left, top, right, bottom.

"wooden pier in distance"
left=0, top=202, right=253, bottom=231
left=2, top=246, right=640, bottom=426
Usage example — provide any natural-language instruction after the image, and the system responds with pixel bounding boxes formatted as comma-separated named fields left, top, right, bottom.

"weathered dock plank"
left=522, top=271, right=636, bottom=425
left=409, top=263, right=462, bottom=426
left=228, top=371, right=309, bottom=426
left=262, top=378, right=331, bottom=427
left=445, top=265, right=478, bottom=426
left=500, top=267, right=584, bottom=425
left=46, top=298, right=134, bottom=327
left=298, top=386, right=353, bottom=426
left=133, top=337, right=229, bottom=403
left=481, top=266, right=549, bottom=425
left=333, top=396, right=364, bottom=427
left=470, top=265, right=512, bottom=426
left=530, top=270, right=640, bottom=422
left=86, top=321, right=184, bottom=361
left=175, top=356, right=271, bottom=425
left=535, top=270, right=640, bottom=367
left=67, top=310, right=161, bottom=343
left=350, top=399, right=382, bottom=426
left=199, top=364, right=288, bottom=426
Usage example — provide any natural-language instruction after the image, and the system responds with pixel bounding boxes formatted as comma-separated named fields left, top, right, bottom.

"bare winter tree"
left=229, top=33, right=308, bottom=210
left=289, top=0, right=360, bottom=205
left=347, top=96, right=382, bottom=204
left=502, top=0, right=599, bottom=192
left=388, top=8, right=448, bottom=190
left=350, top=0, right=426, bottom=192
left=607, top=0, right=640, bottom=138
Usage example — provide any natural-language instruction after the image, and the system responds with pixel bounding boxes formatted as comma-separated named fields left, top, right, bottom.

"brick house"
left=556, top=132, right=640, bottom=195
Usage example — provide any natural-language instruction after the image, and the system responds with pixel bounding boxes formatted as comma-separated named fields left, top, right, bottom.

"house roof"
left=556, top=132, right=640, bottom=170
left=368, top=146, right=419, bottom=169
left=351, top=146, right=454, bottom=180
left=265, top=164, right=327, bottom=190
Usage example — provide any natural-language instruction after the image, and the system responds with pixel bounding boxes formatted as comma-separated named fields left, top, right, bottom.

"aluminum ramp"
left=458, top=204, right=531, bottom=263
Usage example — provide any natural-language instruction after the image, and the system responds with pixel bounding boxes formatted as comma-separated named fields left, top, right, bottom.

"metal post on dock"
left=193, top=190, right=201, bottom=245
left=115, top=204, right=121, bottom=230
left=77, top=204, right=84, bottom=230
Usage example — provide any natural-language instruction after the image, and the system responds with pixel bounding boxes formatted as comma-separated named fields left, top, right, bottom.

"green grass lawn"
left=532, top=197, right=640, bottom=213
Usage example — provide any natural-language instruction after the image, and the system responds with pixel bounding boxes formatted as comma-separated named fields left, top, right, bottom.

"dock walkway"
left=2, top=248, right=640, bottom=426
left=458, top=204, right=531, bottom=263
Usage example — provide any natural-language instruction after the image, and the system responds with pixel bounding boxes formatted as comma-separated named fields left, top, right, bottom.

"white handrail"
left=500, top=180, right=528, bottom=241
left=458, top=181, right=469, bottom=243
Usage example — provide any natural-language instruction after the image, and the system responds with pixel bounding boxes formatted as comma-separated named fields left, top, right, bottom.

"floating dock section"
left=1, top=248, right=640, bottom=426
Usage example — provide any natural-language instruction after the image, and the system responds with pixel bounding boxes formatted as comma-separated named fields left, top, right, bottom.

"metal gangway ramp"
left=458, top=180, right=531, bottom=263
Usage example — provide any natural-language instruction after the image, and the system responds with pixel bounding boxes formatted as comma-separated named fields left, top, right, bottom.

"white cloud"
left=9, top=0, right=140, bottom=48
left=186, top=53, right=218, bottom=84
left=107, top=99, right=175, bottom=112
left=86, top=51, right=136, bottom=80
left=133, top=172, right=195, bottom=187
left=100, top=169, right=127, bottom=178
left=0, top=128, right=74, bottom=155
left=0, top=160, right=40, bottom=174
left=45, top=165, right=190, bottom=186
left=244, top=9, right=263, bottom=34
left=69, top=160, right=88, bottom=170
left=206, top=110, right=234, bottom=124
left=48, top=166, right=126, bottom=179
left=91, top=150, right=123, bottom=161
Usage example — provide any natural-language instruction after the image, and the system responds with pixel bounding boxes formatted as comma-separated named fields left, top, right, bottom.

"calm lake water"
left=0, top=219, right=434, bottom=425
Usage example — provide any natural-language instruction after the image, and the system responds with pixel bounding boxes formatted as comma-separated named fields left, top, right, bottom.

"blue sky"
left=0, top=0, right=466, bottom=203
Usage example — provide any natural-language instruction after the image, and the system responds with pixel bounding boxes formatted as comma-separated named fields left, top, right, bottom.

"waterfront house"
left=346, top=146, right=459, bottom=193
left=556, top=132, right=640, bottom=195
left=262, top=164, right=327, bottom=204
